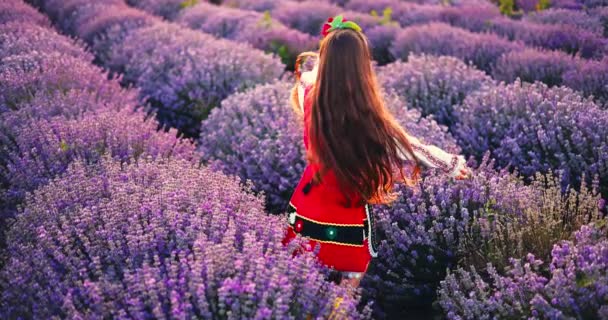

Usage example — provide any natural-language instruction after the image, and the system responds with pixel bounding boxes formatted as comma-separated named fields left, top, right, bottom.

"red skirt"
left=281, top=165, right=379, bottom=273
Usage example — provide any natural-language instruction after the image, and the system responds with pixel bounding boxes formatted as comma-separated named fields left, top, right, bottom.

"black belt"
left=286, top=203, right=372, bottom=247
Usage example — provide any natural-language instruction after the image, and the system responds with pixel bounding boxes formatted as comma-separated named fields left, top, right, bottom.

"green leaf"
left=59, top=140, right=69, bottom=152
left=179, top=0, right=198, bottom=9
left=576, top=272, right=594, bottom=288
left=332, top=15, right=344, bottom=27
left=257, top=10, right=273, bottom=28
left=342, top=21, right=362, bottom=32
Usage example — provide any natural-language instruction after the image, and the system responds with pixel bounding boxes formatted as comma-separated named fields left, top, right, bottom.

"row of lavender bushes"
left=127, top=0, right=317, bottom=69
left=5, top=0, right=608, bottom=314
left=28, top=0, right=284, bottom=138
left=0, top=0, right=194, bottom=251
left=1, top=1, right=366, bottom=318
left=342, top=0, right=607, bottom=58
left=215, top=0, right=608, bottom=105
left=376, top=55, right=608, bottom=203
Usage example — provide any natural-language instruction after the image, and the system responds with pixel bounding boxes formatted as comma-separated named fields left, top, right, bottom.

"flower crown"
left=321, top=15, right=362, bottom=38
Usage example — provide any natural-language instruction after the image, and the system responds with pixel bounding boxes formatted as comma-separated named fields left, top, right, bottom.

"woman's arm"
left=396, top=134, right=469, bottom=179
left=296, top=65, right=318, bottom=111
left=293, top=52, right=319, bottom=113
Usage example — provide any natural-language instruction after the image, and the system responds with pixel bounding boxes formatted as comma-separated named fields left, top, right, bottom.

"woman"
left=282, top=15, right=471, bottom=290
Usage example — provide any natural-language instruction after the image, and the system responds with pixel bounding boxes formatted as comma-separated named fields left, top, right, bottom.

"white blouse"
left=296, top=68, right=467, bottom=179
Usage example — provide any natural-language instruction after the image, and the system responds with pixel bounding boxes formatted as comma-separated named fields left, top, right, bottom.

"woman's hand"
left=454, top=166, right=472, bottom=180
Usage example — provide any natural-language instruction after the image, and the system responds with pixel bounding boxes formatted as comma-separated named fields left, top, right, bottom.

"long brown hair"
left=306, top=28, right=420, bottom=205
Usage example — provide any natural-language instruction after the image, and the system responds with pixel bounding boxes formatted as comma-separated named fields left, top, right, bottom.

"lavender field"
left=1, top=0, right=607, bottom=318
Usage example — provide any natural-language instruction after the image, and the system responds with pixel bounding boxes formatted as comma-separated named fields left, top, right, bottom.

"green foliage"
left=258, top=10, right=273, bottom=29
left=499, top=0, right=516, bottom=15
left=268, top=40, right=295, bottom=70
left=536, top=0, right=551, bottom=11
left=179, top=0, right=199, bottom=9
left=371, top=7, right=396, bottom=26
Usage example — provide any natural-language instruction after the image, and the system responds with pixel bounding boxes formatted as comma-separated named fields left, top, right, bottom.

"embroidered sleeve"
left=396, top=134, right=466, bottom=178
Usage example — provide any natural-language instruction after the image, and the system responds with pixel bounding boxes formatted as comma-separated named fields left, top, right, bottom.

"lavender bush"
left=390, top=23, right=524, bottom=73
left=222, top=0, right=280, bottom=12
left=0, top=106, right=195, bottom=207
left=362, top=158, right=604, bottom=318
left=345, top=0, right=446, bottom=28
left=589, top=6, right=608, bottom=36
left=455, top=80, right=608, bottom=198
left=126, top=0, right=185, bottom=19
left=271, top=1, right=340, bottom=35
left=524, top=8, right=604, bottom=35
left=0, top=157, right=364, bottom=319
left=437, top=5, right=501, bottom=32
left=0, top=22, right=93, bottom=61
left=31, top=0, right=283, bottom=137
left=377, top=54, right=494, bottom=127
left=0, top=88, right=133, bottom=136
left=366, top=25, right=400, bottom=65
left=270, top=1, right=380, bottom=35
left=484, top=17, right=607, bottom=59
left=34, top=0, right=126, bottom=34
left=71, top=3, right=158, bottom=65
left=438, top=222, right=608, bottom=319
left=0, top=0, right=50, bottom=26
left=0, top=52, right=128, bottom=112
left=360, top=160, right=535, bottom=317
left=492, top=48, right=580, bottom=87
left=345, top=0, right=501, bottom=31
left=458, top=170, right=603, bottom=275
left=108, top=22, right=284, bottom=137
left=198, top=82, right=304, bottom=214
left=563, top=57, right=608, bottom=106
left=175, top=3, right=317, bottom=69
left=198, top=81, right=460, bottom=213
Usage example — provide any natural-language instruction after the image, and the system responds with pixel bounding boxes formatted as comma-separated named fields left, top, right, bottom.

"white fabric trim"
left=365, top=204, right=378, bottom=258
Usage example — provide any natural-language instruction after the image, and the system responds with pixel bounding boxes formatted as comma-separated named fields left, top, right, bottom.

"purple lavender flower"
left=108, top=22, right=283, bottom=137
left=1, top=106, right=195, bottom=208
left=174, top=3, right=317, bottom=69
left=455, top=79, right=608, bottom=198
left=345, top=0, right=501, bottom=30
left=438, top=222, right=608, bottom=319
left=0, top=0, right=50, bottom=26
left=366, top=24, right=400, bottom=65
left=563, top=57, right=608, bottom=106
left=524, top=8, right=604, bottom=36
left=33, top=0, right=284, bottom=138
left=378, top=54, right=494, bottom=127
left=589, top=6, right=608, bottom=36
left=199, top=81, right=460, bottom=213
left=438, top=5, right=501, bottom=31
left=0, top=52, right=127, bottom=111
left=0, top=22, right=93, bottom=61
left=492, top=48, right=580, bottom=87
left=391, top=23, right=524, bottom=73
left=271, top=1, right=341, bottom=35
left=0, top=157, right=365, bottom=319
left=126, top=0, right=185, bottom=19
left=361, top=160, right=536, bottom=318
left=484, top=17, right=607, bottom=59
left=71, top=3, right=158, bottom=65
left=221, top=0, right=280, bottom=12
